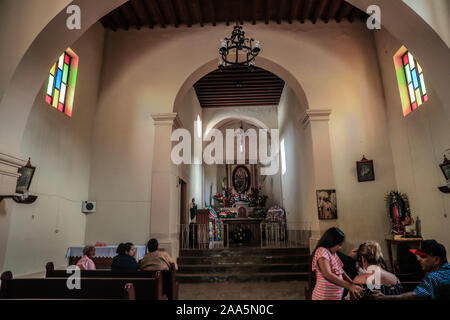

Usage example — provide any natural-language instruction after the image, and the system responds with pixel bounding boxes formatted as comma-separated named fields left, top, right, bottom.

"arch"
left=205, top=115, right=270, bottom=138
left=173, top=56, right=310, bottom=115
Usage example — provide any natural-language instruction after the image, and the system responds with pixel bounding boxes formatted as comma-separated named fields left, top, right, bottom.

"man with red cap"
left=374, top=240, right=449, bottom=300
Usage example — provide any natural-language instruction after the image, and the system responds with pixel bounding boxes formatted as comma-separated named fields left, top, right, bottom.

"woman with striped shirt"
left=311, top=227, right=363, bottom=300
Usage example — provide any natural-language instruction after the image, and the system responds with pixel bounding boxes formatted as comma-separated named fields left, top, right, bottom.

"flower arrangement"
left=218, top=209, right=237, bottom=219
left=248, top=184, right=268, bottom=207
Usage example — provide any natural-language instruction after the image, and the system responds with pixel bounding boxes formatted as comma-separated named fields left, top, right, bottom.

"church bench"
left=0, top=271, right=137, bottom=300
left=46, top=262, right=178, bottom=300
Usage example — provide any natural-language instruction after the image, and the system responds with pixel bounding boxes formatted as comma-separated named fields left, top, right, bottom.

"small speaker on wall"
left=82, top=201, right=96, bottom=213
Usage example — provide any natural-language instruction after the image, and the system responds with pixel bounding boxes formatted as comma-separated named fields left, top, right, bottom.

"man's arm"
left=372, top=291, right=421, bottom=300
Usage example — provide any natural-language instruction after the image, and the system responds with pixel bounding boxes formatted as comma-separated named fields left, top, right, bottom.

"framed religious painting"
left=232, top=165, right=251, bottom=194
left=16, top=164, right=36, bottom=194
left=356, top=156, right=375, bottom=182
left=316, top=190, right=337, bottom=220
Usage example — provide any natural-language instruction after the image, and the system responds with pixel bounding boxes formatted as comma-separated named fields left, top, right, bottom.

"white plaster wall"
left=2, top=24, right=105, bottom=275
left=403, top=0, right=450, bottom=48
left=176, top=87, right=203, bottom=216
left=278, top=85, right=312, bottom=226
left=0, top=0, right=71, bottom=102
left=375, top=29, right=450, bottom=250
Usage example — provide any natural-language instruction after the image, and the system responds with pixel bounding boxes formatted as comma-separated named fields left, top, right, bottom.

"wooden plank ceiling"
left=194, top=66, right=285, bottom=108
left=100, top=0, right=368, bottom=31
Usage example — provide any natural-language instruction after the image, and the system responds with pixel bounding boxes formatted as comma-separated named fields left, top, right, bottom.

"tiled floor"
left=179, top=281, right=306, bottom=300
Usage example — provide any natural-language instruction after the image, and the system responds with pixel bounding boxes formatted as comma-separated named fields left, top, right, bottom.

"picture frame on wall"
left=356, top=156, right=375, bottom=182
left=15, top=164, right=36, bottom=194
left=439, top=155, right=450, bottom=180
left=316, top=189, right=338, bottom=220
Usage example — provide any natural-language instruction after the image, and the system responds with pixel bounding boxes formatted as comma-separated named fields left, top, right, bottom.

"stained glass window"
left=400, top=50, right=428, bottom=115
left=45, top=49, right=78, bottom=117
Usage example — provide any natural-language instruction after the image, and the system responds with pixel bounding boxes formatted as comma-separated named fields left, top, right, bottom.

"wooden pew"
left=46, top=262, right=178, bottom=300
left=0, top=271, right=136, bottom=300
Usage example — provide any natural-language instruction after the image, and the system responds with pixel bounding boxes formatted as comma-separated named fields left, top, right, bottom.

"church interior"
left=0, top=0, right=449, bottom=301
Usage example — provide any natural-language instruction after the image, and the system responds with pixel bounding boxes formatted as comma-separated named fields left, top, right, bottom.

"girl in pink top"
left=76, top=246, right=96, bottom=270
left=311, top=227, right=363, bottom=300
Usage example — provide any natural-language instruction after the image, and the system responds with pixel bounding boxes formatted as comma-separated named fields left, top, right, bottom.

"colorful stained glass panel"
left=404, top=65, right=411, bottom=83
left=408, top=83, right=416, bottom=103
left=58, top=54, right=64, bottom=70
left=62, top=64, right=69, bottom=84
left=402, top=54, right=408, bottom=65
left=419, top=74, right=427, bottom=95
left=52, top=90, right=60, bottom=108
left=46, top=75, right=54, bottom=96
left=411, top=68, right=419, bottom=89
left=415, top=89, right=423, bottom=106
left=55, top=69, right=63, bottom=90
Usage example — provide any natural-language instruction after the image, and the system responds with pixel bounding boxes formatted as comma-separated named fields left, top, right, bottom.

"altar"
left=222, top=218, right=264, bottom=247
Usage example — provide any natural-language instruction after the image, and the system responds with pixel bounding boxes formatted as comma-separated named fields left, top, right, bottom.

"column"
left=150, top=113, right=179, bottom=258
left=302, top=109, right=337, bottom=251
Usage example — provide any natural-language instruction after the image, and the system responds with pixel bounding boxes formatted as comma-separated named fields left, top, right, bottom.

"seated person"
left=76, top=245, right=96, bottom=270
left=350, top=241, right=403, bottom=298
left=111, top=242, right=139, bottom=271
left=374, top=240, right=449, bottom=300
left=140, top=239, right=178, bottom=271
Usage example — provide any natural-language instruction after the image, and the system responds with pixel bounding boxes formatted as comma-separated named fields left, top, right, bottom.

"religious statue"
left=189, top=198, right=197, bottom=222
left=385, top=191, right=414, bottom=236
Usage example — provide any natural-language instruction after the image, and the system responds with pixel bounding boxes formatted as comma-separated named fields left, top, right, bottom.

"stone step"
left=178, top=263, right=309, bottom=274
left=178, top=254, right=309, bottom=265
left=176, top=272, right=310, bottom=283
left=179, top=247, right=309, bottom=257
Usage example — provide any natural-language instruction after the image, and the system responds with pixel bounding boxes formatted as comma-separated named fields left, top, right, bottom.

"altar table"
left=222, top=218, right=264, bottom=247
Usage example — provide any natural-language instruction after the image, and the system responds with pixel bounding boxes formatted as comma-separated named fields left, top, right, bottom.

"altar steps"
left=177, top=248, right=310, bottom=283
left=176, top=272, right=309, bottom=283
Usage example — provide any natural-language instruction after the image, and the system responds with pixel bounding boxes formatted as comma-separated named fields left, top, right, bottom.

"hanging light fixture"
left=218, top=24, right=261, bottom=71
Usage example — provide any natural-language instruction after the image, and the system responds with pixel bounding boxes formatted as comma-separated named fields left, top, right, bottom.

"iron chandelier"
left=218, top=24, right=261, bottom=71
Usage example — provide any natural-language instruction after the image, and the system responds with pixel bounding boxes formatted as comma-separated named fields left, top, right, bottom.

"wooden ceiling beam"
left=300, top=0, right=314, bottom=23
left=196, top=88, right=284, bottom=94
left=116, top=7, right=130, bottom=30
left=210, top=0, right=217, bottom=26
left=288, top=0, right=300, bottom=24
left=179, top=0, right=192, bottom=27
left=202, top=102, right=281, bottom=107
left=312, top=0, right=328, bottom=24
left=239, top=0, right=244, bottom=25
left=252, top=0, right=257, bottom=24
left=264, top=0, right=270, bottom=24
left=166, top=0, right=179, bottom=27
left=192, top=0, right=204, bottom=26
left=276, top=0, right=285, bottom=24
left=324, top=0, right=342, bottom=23
left=140, top=0, right=155, bottom=28
left=336, top=1, right=352, bottom=22
left=147, top=0, right=166, bottom=28
left=348, top=6, right=358, bottom=22
left=127, top=1, right=143, bottom=29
